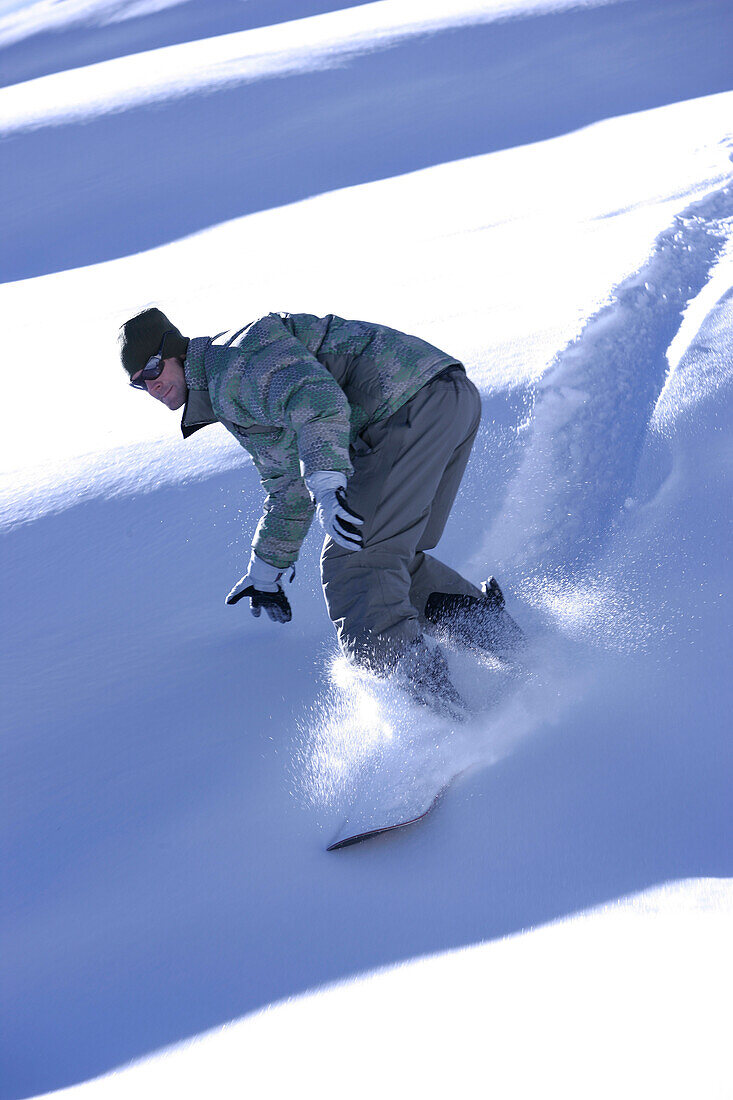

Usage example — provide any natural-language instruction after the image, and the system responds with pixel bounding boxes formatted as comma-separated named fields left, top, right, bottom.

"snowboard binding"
left=424, top=576, right=525, bottom=658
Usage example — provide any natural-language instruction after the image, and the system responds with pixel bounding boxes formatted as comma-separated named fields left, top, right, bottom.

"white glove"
left=225, top=551, right=294, bottom=622
left=234, top=550, right=283, bottom=594
left=306, top=471, right=364, bottom=551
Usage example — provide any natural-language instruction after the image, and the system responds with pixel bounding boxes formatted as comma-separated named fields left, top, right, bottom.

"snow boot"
left=424, top=576, right=525, bottom=657
left=396, top=637, right=469, bottom=722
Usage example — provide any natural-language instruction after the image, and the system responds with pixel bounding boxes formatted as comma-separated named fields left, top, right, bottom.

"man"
left=119, top=307, right=522, bottom=717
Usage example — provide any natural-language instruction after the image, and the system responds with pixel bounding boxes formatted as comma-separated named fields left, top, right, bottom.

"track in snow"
left=484, top=178, right=733, bottom=584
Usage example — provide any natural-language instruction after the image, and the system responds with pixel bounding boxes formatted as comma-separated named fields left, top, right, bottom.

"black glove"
left=225, top=583, right=292, bottom=623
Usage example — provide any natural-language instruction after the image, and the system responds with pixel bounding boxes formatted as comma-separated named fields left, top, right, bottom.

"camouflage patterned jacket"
left=181, top=312, right=461, bottom=568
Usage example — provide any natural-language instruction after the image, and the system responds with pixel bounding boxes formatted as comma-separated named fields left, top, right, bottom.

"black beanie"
left=119, top=307, right=189, bottom=378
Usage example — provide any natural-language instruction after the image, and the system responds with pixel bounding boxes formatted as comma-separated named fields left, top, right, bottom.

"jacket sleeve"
left=242, top=425, right=317, bottom=570
left=238, top=313, right=354, bottom=481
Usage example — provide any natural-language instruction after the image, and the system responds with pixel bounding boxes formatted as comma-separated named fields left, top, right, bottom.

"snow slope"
left=3, top=0, right=732, bottom=280
left=1, top=1, right=732, bottom=1097
left=34, top=880, right=733, bottom=1099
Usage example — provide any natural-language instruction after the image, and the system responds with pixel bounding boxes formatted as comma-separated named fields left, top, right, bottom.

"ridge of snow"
left=0, top=0, right=193, bottom=46
left=35, top=878, right=733, bottom=1100
left=0, top=0, right=627, bottom=53
left=653, top=269, right=733, bottom=430
left=0, top=0, right=627, bottom=130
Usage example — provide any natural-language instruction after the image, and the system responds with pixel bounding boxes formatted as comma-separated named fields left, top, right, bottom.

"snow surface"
left=4, top=0, right=733, bottom=280
left=31, top=879, right=733, bottom=1099
left=1, top=0, right=732, bottom=1097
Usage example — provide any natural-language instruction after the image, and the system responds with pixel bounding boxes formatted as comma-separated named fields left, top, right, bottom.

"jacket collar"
left=181, top=337, right=216, bottom=439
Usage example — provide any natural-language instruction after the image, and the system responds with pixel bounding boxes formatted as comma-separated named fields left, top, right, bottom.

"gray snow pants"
left=321, top=365, right=483, bottom=668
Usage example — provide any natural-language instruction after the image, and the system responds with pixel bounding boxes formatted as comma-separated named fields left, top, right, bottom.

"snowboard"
left=327, top=770, right=458, bottom=850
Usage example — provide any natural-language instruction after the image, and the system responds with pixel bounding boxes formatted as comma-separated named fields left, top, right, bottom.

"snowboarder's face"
left=132, top=357, right=187, bottom=410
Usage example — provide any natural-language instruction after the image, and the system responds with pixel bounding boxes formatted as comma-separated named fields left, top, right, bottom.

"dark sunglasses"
left=129, top=329, right=175, bottom=390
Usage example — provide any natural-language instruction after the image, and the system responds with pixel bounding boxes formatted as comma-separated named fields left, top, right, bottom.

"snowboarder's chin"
left=164, top=387, right=185, bottom=410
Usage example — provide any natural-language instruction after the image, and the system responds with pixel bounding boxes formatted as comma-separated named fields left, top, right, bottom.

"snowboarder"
left=119, top=308, right=521, bottom=716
